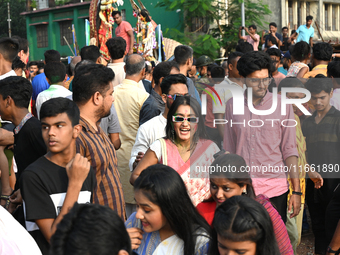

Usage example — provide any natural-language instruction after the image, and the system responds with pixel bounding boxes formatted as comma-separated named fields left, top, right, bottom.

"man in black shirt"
left=20, top=98, right=95, bottom=254
left=264, top=22, right=283, bottom=49
left=280, top=26, right=291, bottom=52
left=0, top=76, right=46, bottom=212
left=302, top=78, right=340, bottom=255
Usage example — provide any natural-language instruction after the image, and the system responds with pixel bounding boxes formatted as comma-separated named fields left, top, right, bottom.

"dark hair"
left=278, top=77, right=305, bottom=92
left=249, top=24, right=257, bottom=30
left=291, top=41, right=310, bottom=61
left=209, top=154, right=255, bottom=198
left=134, top=165, right=211, bottom=255
left=268, top=35, right=277, bottom=46
left=237, top=51, right=274, bottom=77
left=125, top=54, right=145, bottom=76
left=80, top=46, right=101, bottom=63
left=266, top=48, right=281, bottom=58
left=174, top=45, right=194, bottom=65
left=235, top=41, right=253, bottom=53
left=74, top=60, right=94, bottom=75
left=140, top=9, right=151, bottom=22
left=0, top=76, right=32, bottom=108
left=12, top=56, right=26, bottom=70
left=44, top=50, right=61, bottom=64
left=282, top=26, right=288, bottom=31
left=12, top=36, right=29, bottom=54
left=313, top=42, right=333, bottom=61
left=112, top=10, right=121, bottom=16
left=160, top=74, right=187, bottom=95
left=28, top=61, right=39, bottom=67
left=0, top=37, right=19, bottom=62
left=269, top=22, right=277, bottom=28
left=166, top=96, right=208, bottom=149
left=153, top=62, right=180, bottom=86
left=210, top=66, right=225, bottom=82
left=40, top=98, right=80, bottom=127
left=227, top=51, right=244, bottom=67
left=209, top=196, right=280, bottom=255
left=306, top=77, right=333, bottom=94
left=44, top=62, right=66, bottom=84
left=50, top=203, right=132, bottom=255
left=106, top=37, right=126, bottom=60
left=327, top=61, right=340, bottom=85
left=291, top=29, right=296, bottom=36
left=73, top=64, right=114, bottom=105
left=306, top=15, right=313, bottom=22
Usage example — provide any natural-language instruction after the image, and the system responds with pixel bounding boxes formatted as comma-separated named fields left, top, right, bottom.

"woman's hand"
left=127, top=227, right=144, bottom=250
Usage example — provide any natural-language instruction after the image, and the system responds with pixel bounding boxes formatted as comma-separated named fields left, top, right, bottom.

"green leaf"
left=189, top=3, right=198, bottom=12
left=169, top=1, right=178, bottom=10
left=202, top=35, right=210, bottom=42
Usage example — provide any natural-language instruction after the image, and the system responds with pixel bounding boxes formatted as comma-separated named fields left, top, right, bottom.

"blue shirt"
left=296, top=24, right=314, bottom=44
left=31, top=73, right=49, bottom=101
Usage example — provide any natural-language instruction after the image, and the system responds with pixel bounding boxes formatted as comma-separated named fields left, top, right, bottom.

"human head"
left=12, top=56, right=26, bottom=76
left=235, top=41, right=253, bottom=53
left=134, top=164, right=211, bottom=255
left=278, top=77, right=306, bottom=114
left=248, top=25, right=257, bottom=34
left=209, top=154, right=255, bottom=207
left=174, top=45, right=194, bottom=70
left=12, top=36, right=29, bottom=64
left=140, top=9, right=151, bottom=22
left=112, top=11, right=122, bottom=25
left=125, top=54, right=145, bottom=81
left=160, top=74, right=188, bottom=112
left=44, top=62, right=66, bottom=85
left=312, top=42, right=333, bottom=64
left=237, top=51, right=274, bottom=100
left=40, top=98, right=81, bottom=154
left=327, top=61, right=340, bottom=88
left=266, top=48, right=281, bottom=72
left=207, top=64, right=216, bottom=78
left=153, top=61, right=180, bottom=87
left=0, top=37, right=19, bottom=64
left=50, top=203, right=132, bottom=255
left=269, top=22, right=277, bottom=33
left=44, top=50, right=61, bottom=64
left=196, top=55, right=213, bottom=76
left=106, top=37, right=126, bottom=60
left=267, top=35, right=277, bottom=47
left=69, top=56, right=81, bottom=76
left=291, top=41, right=310, bottom=62
left=306, top=15, right=313, bottom=26
left=0, top=76, right=32, bottom=121
left=228, top=51, right=243, bottom=79
left=210, top=66, right=225, bottom=84
left=29, top=61, right=39, bottom=73
left=209, top=196, right=280, bottom=255
left=80, top=46, right=101, bottom=64
left=282, top=26, right=288, bottom=37
left=306, top=76, right=333, bottom=112
left=282, top=50, right=292, bottom=70
left=166, top=96, right=207, bottom=149
left=73, top=64, right=114, bottom=119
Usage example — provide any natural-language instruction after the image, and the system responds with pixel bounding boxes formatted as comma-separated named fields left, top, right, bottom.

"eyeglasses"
left=247, top=77, right=273, bottom=87
left=172, top=116, right=199, bottom=123
left=165, top=93, right=190, bottom=101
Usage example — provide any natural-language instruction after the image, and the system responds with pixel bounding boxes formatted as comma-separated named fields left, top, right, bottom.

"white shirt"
left=0, top=70, right=16, bottom=80
left=0, top=206, right=42, bottom=255
left=36, top=85, right=73, bottom=119
left=107, top=62, right=126, bottom=88
left=129, top=113, right=167, bottom=171
left=331, top=88, right=340, bottom=110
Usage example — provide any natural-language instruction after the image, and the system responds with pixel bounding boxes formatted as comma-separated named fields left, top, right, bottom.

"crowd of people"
left=0, top=12, right=339, bottom=255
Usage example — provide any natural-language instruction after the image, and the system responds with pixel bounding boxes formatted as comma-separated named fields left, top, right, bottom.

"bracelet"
left=327, top=246, right=340, bottom=254
left=292, top=191, right=302, bottom=196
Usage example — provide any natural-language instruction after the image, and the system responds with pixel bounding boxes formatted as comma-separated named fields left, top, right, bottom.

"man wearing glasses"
left=223, top=51, right=301, bottom=223
left=129, top=74, right=188, bottom=172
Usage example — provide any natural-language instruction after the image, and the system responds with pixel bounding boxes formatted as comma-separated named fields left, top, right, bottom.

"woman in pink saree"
left=131, top=96, right=220, bottom=206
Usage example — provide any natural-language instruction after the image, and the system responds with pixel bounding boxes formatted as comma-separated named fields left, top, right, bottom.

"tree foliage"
left=0, top=0, right=27, bottom=38
left=157, top=0, right=271, bottom=59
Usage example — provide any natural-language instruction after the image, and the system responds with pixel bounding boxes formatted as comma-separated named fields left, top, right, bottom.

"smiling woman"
left=130, top=96, right=220, bottom=206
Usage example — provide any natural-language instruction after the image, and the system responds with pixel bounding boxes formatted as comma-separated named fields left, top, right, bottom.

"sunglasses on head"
left=172, top=116, right=199, bottom=123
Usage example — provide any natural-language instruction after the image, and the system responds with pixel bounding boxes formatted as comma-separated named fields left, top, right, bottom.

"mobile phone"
left=241, top=26, right=244, bottom=29
left=213, top=149, right=226, bottom=159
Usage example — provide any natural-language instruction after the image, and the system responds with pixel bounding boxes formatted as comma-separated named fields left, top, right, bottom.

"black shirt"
left=265, top=32, right=283, bottom=48
left=20, top=156, right=95, bottom=255
left=280, top=37, right=291, bottom=51
left=14, top=117, right=46, bottom=190
left=139, top=90, right=165, bottom=126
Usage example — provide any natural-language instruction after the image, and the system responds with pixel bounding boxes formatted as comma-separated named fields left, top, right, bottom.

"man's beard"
left=96, top=104, right=111, bottom=119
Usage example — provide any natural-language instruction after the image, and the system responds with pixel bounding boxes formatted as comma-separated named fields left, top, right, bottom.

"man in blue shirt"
left=264, top=22, right=283, bottom=49
left=290, top=15, right=314, bottom=47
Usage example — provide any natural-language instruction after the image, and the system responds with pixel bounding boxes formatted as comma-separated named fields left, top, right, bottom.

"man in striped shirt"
left=73, top=63, right=126, bottom=219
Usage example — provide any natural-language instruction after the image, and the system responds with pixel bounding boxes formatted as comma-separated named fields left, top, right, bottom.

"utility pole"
left=241, top=1, right=245, bottom=37
left=7, top=2, right=12, bottom=38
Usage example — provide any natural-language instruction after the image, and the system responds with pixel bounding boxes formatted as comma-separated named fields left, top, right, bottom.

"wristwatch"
left=292, top=191, right=302, bottom=196
left=327, top=246, right=340, bottom=254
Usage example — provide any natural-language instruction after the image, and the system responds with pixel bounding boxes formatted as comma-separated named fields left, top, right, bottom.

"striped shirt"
left=76, top=117, right=126, bottom=220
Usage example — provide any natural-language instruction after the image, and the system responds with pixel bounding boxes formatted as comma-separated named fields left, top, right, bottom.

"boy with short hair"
left=20, top=98, right=95, bottom=255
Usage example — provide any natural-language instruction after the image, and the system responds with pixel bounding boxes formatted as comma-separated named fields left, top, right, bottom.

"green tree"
left=157, top=0, right=271, bottom=59
left=0, top=0, right=27, bottom=38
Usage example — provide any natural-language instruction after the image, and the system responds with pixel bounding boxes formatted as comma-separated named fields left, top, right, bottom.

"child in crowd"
left=209, top=195, right=281, bottom=255
left=196, top=154, right=294, bottom=255
left=287, top=41, right=311, bottom=78
left=126, top=164, right=211, bottom=255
